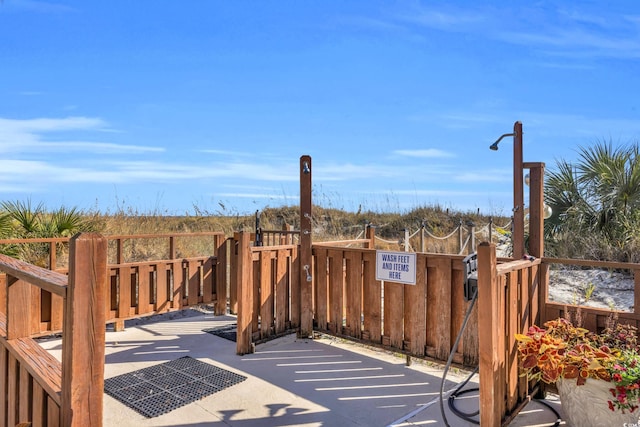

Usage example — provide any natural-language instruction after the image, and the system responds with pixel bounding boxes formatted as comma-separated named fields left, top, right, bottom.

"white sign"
left=375, top=250, right=417, bottom=285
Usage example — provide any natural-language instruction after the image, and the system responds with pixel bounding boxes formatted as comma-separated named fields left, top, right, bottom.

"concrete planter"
left=557, top=378, right=638, bottom=427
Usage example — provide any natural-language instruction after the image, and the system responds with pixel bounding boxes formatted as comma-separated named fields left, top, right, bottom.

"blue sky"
left=1, top=1, right=639, bottom=216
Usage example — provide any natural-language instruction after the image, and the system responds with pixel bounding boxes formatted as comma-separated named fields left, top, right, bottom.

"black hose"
left=439, top=286, right=563, bottom=426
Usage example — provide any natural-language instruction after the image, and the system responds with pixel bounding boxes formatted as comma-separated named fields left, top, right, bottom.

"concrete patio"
left=37, top=308, right=564, bottom=427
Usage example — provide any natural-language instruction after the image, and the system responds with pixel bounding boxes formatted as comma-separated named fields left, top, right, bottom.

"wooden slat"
left=19, top=365, right=30, bottom=423
left=31, top=285, right=42, bottom=335
left=8, top=352, right=17, bottom=427
left=252, top=259, right=260, bottom=334
left=236, top=232, right=254, bottom=355
left=33, top=382, right=45, bottom=427
left=506, top=271, right=519, bottom=411
left=229, top=240, right=238, bottom=314
left=186, top=260, right=199, bottom=307
left=478, top=242, right=500, bottom=427
left=0, top=344, right=7, bottom=425
left=51, top=291, right=64, bottom=332
left=48, top=395, right=60, bottom=427
left=216, top=240, right=229, bottom=316
left=202, top=258, right=214, bottom=303
left=404, top=254, right=426, bottom=356
left=289, top=247, right=300, bottom=328
left=384, top=281, right=403, bottom=350
left=328, top=250, right=344, bottom=335
left=117, top=266, right=132, bottom=319
left=156, top=265, right=169, bottom=313
left=518, top=267, right=530, bottom=401
left=172, top=261, right=185, bottom=310
left=275, top=249, right=288, bottom=334
left=362, top=251, right=381, bottom=343
left=429, top=257, right=452, bottom=361
left=259, top=252, right=273, bottom=339
left=137, top=264, right=152, bottom=315
left=345, top=251, right=362, bottom=339
left=314, top=248, right=329, bottom=331
left=7, top=277, right=32, bottom=340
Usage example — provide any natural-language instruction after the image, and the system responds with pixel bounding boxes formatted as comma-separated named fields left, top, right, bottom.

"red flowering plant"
left=515, top=317, right=640, bottom=414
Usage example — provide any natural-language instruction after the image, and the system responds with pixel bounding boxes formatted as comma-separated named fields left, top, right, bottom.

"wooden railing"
left=0, top=233, right=107, bottom=427
left=541, top=257, right=640, bottom=330
left=235, top=232, right=300, bottom=354
left=234, top=229, right=481, bottom=365
left=0, top=233, right=228, bottom=334
left=477, top=242, right=543, bottom=426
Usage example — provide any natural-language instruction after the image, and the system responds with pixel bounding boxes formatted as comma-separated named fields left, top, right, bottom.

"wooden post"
left=365, top=223, right=375, bottom=249
left=6, top=276, right=32, bottom=340
left=215, top=235, right=228, bottom=315
left=49, top=241, right=56, bottom=270
left=299, top=155, right=313, bottom=338
left=477, top=241, right=500, bottom=427
left=236, top=231, right=254, bottom=355
left=513, top=121, right=525, bottom=259
left=526, top=162, right=545, bottom=258
left=61, top=233, right=107, bottom=427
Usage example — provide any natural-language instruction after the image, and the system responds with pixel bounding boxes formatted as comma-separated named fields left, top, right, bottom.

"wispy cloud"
left=393, top=149, right=455, bottom=158
left=6, top=0, right=77, bottom=14
left=0, top=116, right=164, bottom=155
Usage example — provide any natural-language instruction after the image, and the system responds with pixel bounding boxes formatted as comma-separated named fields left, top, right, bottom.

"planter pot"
left=557, top=378, right=638, bottom=427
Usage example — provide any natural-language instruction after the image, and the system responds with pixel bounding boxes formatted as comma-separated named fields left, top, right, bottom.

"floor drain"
left=204, top=324, right=237, bottom=342
left=104, top=356, right=246, bottom=418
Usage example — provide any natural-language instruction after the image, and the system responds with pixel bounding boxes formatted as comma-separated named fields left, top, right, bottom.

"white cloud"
left=393, top=149, right=455, bottom=158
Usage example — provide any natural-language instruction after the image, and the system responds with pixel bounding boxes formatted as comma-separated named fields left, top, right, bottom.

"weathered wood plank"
left=429, top=257, right=452, bottom=361
left=275, top=249, right=288, bottom=334
left=345, top=251, right=362, bottom=339
left=0, top=254, right=67, bottom=297
left=314, top=248, right=329, bottom=331
left=404, top=254, right=426, bottom=356
left=328, top=250, right=344, bottom=335
left=259, top=251, right=273, bottom=339
left=0, top=344, right=7, bottom=425
left=236, top=232, right=254, bottom=355
left=8, top=352, right=17, bottom=427
left=384, top=281, right=404, bottom=350
left=33, top=382, right=45, bottom=427
left=362, top=251, right=381, bottom=343
left=48, top=395, right=60, bottom=427
left=216, top=239, right=229, bottom=315
left=289, top=246, right=300, bottom=328
left=506, top=271, right=519, bottom=411
left=187, top=260, right=200, bottom=307
left=477, top=242, right=500, bottom=427
left=19, top=365, right=30, bottom=423
left=7, top=277, right=32, bottom=340
left=137, top=264, right=152, bottom=315
left=202, top=257, right=214, bottom=303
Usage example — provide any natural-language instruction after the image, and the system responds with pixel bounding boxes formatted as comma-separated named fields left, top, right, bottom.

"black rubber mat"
left=104, top=356, right=246, bottom=418
left=204, top=324, right=237, bottom=342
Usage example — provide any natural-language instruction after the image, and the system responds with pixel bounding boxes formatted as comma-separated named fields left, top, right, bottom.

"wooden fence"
left=234, top=229, right=481, bottom=366
left=0, top=233, right=228, bottom=334
left=0, top=233, right=107, bottom=427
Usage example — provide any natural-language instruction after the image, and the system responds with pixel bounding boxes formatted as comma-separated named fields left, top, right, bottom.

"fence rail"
left=0, top=233, right=107, bottom=427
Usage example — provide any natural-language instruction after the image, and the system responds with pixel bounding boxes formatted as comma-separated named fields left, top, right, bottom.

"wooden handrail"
left=543, top=256, right=640, bottom=270
left=0, top=254, right=67, bottom=297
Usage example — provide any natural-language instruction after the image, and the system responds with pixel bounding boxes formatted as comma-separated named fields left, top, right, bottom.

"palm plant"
left=544, top=141, right=640, bottom=261
left=0, top=200, right=98, bottom=266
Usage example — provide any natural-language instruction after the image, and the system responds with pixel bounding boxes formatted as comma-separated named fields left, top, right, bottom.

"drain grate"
left=104, top=356, right=246, bottom=418
left=204, top=324, right=237, bottom=342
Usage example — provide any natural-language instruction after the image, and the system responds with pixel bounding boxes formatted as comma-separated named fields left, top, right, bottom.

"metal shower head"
left=489, top=133, right=515, bottom=151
